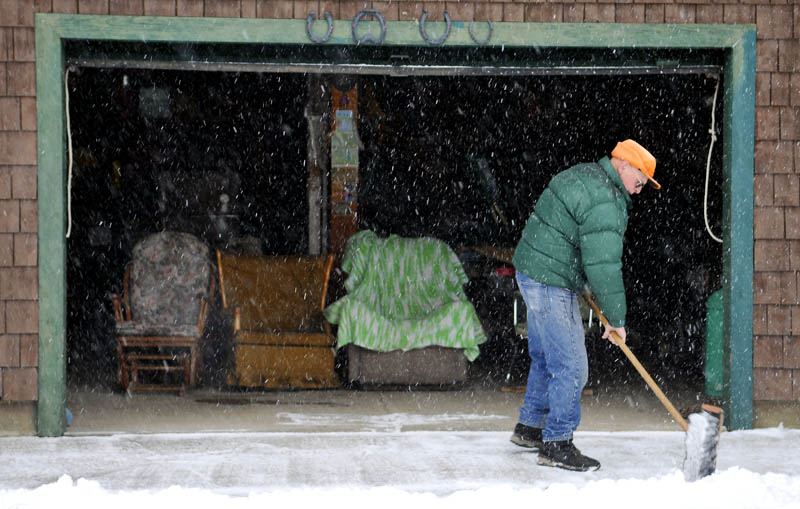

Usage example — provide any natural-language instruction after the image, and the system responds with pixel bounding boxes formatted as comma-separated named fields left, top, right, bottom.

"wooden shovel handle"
left=583, top=292, right=689, bottom=431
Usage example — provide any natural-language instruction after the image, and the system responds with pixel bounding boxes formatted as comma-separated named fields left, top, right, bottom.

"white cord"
left=703, top=78, right=722, bottom=244
left=65, top=67, right=74, bottom=239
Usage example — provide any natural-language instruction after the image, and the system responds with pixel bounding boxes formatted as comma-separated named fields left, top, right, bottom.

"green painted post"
left=704, top=290, right=724, bottom=397
left=721, top=28, right=756, bottom=430
left=35, top=15, right=67, bottom=437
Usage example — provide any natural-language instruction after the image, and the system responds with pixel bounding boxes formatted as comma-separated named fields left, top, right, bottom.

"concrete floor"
left=61, top=384, right=684, bottom=435
left=3, top=382, right=798, bottom=436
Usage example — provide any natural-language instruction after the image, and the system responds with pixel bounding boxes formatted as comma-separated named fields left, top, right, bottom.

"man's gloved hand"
left=602, top=325, right=626, bottom=346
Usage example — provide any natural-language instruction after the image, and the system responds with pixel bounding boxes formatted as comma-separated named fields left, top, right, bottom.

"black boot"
left=510, top=423, right=543, bottom=449
left=537, top=440, right=601, bottom=471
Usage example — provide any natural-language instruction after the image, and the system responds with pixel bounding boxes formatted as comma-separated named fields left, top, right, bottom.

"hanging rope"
left=703, top=78, right=722, bottom=244
left=65, top=66, right=74, bottom=239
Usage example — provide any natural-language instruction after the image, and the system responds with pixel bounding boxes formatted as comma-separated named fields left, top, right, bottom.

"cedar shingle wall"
left=0, top=0, right=798, bottom=401
left=749, top=0, right=800, bottom=401
left=0, top=0, right=39, bottom=403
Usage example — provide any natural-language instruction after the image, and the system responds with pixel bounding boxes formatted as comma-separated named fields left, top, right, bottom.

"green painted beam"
left=34, top=13, right=757, bottom=436
left=39, top=14, right=751, bottom=49
left=721, top=28, right=756, bottom=431
left=35, top=15, right=67, bottom=437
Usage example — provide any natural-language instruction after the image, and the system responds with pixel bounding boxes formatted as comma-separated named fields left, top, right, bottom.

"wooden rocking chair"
left=111, top=231, right=215, bottom=393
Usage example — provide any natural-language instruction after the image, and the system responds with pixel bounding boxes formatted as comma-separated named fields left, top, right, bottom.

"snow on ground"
left=2, top=425, right=800, bottom=509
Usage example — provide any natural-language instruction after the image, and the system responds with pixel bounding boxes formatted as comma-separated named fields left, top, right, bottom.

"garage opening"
left=64, top=60, right=723, bottom=396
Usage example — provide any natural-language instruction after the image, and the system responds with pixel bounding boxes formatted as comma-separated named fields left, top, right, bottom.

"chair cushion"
left=129, top=232, right=210, bottom=326
left=234, top=330, right=334, bottom=347
left=116, top=321, right=200, bottom=338
left=334, top=231, right=470, bottom=318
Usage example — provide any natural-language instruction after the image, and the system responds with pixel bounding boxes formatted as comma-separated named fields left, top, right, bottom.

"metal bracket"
left=469, top=20, right=494, bottom=46
left=352, top=9, right=387, bottom=45
left=419, top=10, right=452, bottom=46
left=306, top=11, right=334, bottom=44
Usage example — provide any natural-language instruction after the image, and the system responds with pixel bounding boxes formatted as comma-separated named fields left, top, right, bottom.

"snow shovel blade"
left=683, top=404, right=724, bottom=482
left=582, top=291, right=722, bottom=481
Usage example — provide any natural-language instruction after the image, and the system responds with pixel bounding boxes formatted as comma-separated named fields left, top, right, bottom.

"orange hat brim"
left=612, top=140, right=660, bottom=190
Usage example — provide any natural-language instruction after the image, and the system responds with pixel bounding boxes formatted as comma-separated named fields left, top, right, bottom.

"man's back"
left=512, top=156, right=630, bottom=326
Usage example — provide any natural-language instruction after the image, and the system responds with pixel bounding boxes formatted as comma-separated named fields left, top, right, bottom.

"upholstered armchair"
left=323, top=230, right=487, bottom=385
left=216, top=250, right=338, bottom=389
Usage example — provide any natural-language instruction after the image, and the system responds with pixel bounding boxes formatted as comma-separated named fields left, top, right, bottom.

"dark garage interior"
left=63, top=58, right=724, bottom=396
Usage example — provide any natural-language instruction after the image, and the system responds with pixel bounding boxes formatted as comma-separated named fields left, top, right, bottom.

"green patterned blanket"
left=324, top=231, right=487, bottom=361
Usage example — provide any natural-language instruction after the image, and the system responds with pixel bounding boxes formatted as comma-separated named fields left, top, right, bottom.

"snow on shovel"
left=583, top=291, right=724, bottom=481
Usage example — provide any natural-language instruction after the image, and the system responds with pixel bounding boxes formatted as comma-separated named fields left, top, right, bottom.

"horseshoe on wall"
left=352, top=9, right=387, bottom=45
left=306, top=11, right=334, bottom=44
left=469, top=19, right=494, bottom=46
left=419, top=10, right=452, bottom=46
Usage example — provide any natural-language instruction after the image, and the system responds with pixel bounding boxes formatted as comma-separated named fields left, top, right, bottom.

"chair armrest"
left=109, top=291, right=133, bottom=322
left=197, top=297, right=209, bottom=331
left=216, top=249, right=228, bottom=309
left=233, top=306, right=241, bottom=332
left=113, top=262, right=133, bottom=322
left=321, top=253, right=335, bottom=312
left=321, top=254, right=336, bottom=338
left=109, top=293, right=124, bottom=322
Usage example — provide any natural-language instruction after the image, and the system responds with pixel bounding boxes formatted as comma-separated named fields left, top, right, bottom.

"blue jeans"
left=516, top=272, right=588, bottom=442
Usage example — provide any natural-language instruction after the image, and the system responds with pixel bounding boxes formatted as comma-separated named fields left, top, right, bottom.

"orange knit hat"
left=611, top=139, right=660, bottom=190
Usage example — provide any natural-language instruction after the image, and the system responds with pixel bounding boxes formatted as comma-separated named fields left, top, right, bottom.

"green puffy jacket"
left=512, top=157, right=631, bottom=327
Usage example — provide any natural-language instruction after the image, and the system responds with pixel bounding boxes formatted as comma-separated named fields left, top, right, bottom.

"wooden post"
left=330, top=84, right=360, bottom=259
